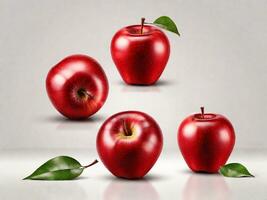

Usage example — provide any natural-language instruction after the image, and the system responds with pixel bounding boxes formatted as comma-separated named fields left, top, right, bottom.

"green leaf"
left=219, top=163, right=254, bottom=178
left=23, top=156, right=98, bottom=180
left=153, top=16, right=180, bottom=36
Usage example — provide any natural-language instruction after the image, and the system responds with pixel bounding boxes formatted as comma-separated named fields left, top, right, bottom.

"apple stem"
left=141, top=17, right=145, bottom=34
left=201, top=106, right=205, bottom=118
left=122, top=120, right=132, bottom=136
left=83, top=159, right=98, bottom=168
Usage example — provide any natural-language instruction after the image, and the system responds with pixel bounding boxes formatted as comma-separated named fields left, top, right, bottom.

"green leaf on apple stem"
left=219, top=163, right=254, bottom=178
left=152, top=16, right=180, bottom=36
left=23, top=156, right=98, bottom=180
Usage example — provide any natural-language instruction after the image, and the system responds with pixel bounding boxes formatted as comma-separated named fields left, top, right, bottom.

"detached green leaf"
left=23, top=156, right=98, bottom=180
left=219, top=163, right=254, bottom=178
left=153, top=16, right=180, bottom=36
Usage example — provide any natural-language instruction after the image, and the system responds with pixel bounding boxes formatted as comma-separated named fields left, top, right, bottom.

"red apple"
left=46, top=54, right=109, bottom=120
left=111, top=19, right=170, bottom=85
left=97, top=111, right=163, bottom=179
left=178, top=107, right=235, bottom=173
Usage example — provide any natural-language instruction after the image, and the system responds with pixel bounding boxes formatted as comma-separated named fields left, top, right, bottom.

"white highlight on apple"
left=183, top=124, right=197, bottom=139
left=143, top=134, right=157, bottom=153
left=154, top=41, right=165, bottom=54
left=116, top=37, right=129, bottom=49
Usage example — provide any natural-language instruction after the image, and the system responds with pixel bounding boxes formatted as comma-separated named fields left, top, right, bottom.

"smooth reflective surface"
left=0, top=150, right=266, bottom=200
left=1, top=181, right=87, bottom=200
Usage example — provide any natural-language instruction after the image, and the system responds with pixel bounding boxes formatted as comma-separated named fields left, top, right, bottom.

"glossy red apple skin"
left=97, top=111, right=163, bottom=179
left=111, top=25, right=170, bottom=85
left=178, top=113, right=235, bottom=173
left=46, top=55, right=109, bottom=120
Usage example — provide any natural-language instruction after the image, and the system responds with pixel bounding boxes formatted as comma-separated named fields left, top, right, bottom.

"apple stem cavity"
left=77, top=88, right=92, bottom=100
left=83, top=159, right=99, bottom=168
left=141, top=17, right=145, bottom=34
left=122, top=120, right=132, bottom=136
left=201, top=106, right=205, bottom=118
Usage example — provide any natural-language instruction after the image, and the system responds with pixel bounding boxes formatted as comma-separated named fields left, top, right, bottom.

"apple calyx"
left=77, top=88, right=93, bottom=100
left=200, top=106, right=205, bottom=118
left=122, top=120, right=133, bottom=136
left=83, top=159, right=99, bottom=169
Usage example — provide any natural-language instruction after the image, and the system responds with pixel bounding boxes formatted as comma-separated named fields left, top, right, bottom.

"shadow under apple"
left=34, top=114, right=106, bottom=130
left=116, top=79, right=176, bottom=93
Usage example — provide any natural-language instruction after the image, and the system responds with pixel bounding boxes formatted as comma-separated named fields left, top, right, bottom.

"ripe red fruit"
left=97, top=111, right=163, bottom=179
left=178, top=107, right=235, bottom=173
left=111, top=21, right=170, bottom=85
left=46, top=55, right=109, bottom=120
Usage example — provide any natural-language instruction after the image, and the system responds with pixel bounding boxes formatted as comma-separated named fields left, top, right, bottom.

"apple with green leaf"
left=111, top=16, right=180, bottom=85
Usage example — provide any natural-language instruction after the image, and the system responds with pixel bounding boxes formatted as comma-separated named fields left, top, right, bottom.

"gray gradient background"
left=0, top=0, right=266, bottom=151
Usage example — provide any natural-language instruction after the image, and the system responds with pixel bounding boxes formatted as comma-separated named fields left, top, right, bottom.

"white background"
left=0, top=0, right=267, bottom=151
left=1, top=1, right=267, bottom=199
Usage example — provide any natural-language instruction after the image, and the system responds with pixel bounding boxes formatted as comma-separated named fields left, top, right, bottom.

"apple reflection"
left=182, top=174, right=230, bottom=200
left=103, top=179, right=159, bottom=200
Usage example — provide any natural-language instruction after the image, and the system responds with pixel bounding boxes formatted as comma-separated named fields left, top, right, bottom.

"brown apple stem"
left=123, top=120, right=132, bottom=136
left=141, top=17, right=145, bottom=34
left=83, top=159, right=98, bottom=168
left=200, top=106, right=205, bottom=118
